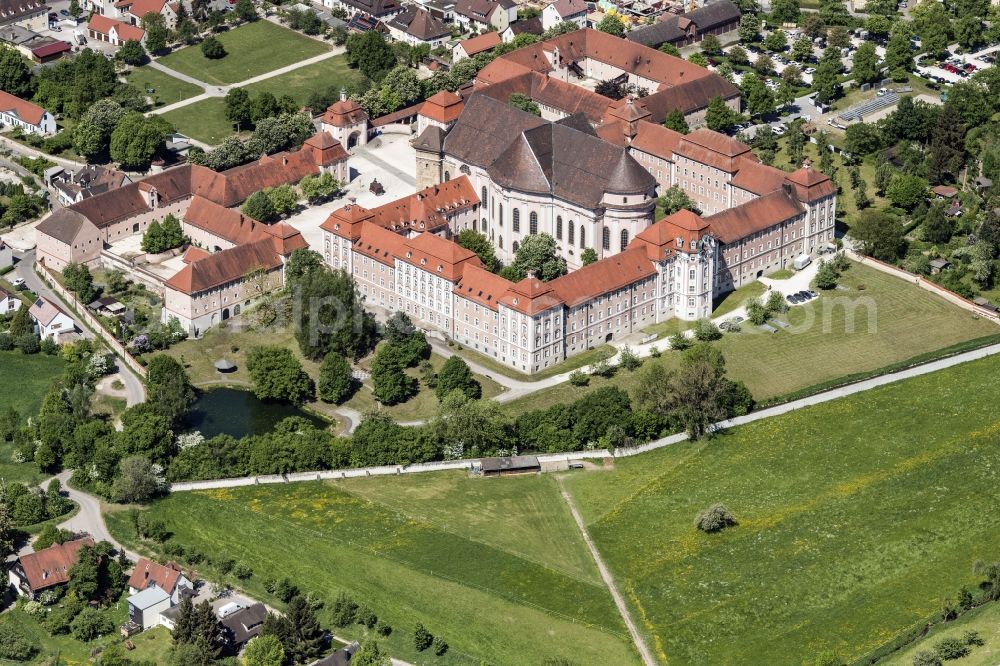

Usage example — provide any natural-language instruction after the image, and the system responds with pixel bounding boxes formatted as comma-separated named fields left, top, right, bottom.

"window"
left=460, top=164, right=471, bottom=175
left=481, top=186, right=488, bottom=208
left=444, top=171, right=450, bottom=181
left=481, top=218, right=487, bottom=232
left=499, top=204, right=503, bottom=224
left=579, top=225, right=585, bottom=249
left=568, top=221, right=574, bottom=245
left=602, top=227, right=610, bottom=250
left=513, top=240, right=519, bottom=253
left=529, top=212, right=538, bottom=235
left=620, top=230, right=629, bottom=252
left=556, top=216, right=563, bottom=240
left=513, top=208, right=520, bottom=232
left=498, top=236, right=503, bottom=249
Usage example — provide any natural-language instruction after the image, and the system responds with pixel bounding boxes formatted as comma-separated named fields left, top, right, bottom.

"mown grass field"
left=125, top=66, right=202, bottom=108
left=504, top=262, right=999, bottom=414
left=160, top=97, right=236, bottom=145
left=107, top=476, right=638, bottom=666
left=243, top=55, right=368, bottom=107
left=562, top=353, right=1000, bottom=665
left=155, top=21, right=329, bottom=85
left=0, top=351, right=65, bottom=421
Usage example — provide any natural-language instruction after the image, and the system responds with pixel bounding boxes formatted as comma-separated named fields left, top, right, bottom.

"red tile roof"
left=128, top=558, right=183, bottom=594
left=498, top=275, right=564, bottom=315
left=88, top=14, right=146, bottom=42
left=457, top=31, right=501, bottom=57
left=730, top=158, right=786, bottom=196
left=16, top=538, right=94, bottom=593
left=550, top=246, right=657, bottom=307
left=629, top=120, right=685, bottom=160
left=181, top=246, right=210, bottom=263
left=124, top=0, right=167, bottom=18
left=632, top=209, right=709, bottom=260
left=164, top=238, right=282, bottom=294
left=705, top=188, right=805, bottom=243
left=454, top=263, right=515, bottom=310
left=419, top=90, right=465, bottom=124
left=322, top=99, right=368, bottom=128
left=398, top=231, right=480, bottom=282
left=785, top=165, right=837, bottom=202
left=365, top=176, right=480, bottom=234
left=320, top=204, right=375, bottom=240
left=183, top=196, right=265, bottom=246
left=0, top=90, right=46, bottom=126
left=353, top=221, right=407, bottom=267
left=31, top=40, right=72, bottom=59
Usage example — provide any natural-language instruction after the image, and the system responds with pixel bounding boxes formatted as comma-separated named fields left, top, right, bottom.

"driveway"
left=45, top=471, right=140, bottom=561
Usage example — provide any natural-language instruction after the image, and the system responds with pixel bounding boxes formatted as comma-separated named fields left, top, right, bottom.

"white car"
left=772, top=124, right=786, bottom=135
left=10, top=277, right=25, bottom=289
left=804, top=67, right=816, bottom=74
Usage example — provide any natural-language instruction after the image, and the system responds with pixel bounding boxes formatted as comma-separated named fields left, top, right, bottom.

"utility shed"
left=479, top=455, right=541, bottom=477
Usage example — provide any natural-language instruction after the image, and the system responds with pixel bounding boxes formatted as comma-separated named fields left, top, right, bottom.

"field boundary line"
left=558, top=479, right=658, bottom=666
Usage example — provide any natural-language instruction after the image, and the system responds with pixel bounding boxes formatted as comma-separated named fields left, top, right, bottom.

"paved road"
left=14, top=250, right=146, bottom=406
left=559, top=481, right=657, bottom=666
left=46, top=471, right=141, bottom=561
left=0, top=136, right=85, bottom=171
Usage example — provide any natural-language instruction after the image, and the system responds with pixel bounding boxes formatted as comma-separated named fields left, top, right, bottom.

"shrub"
left=201, top=36, right=226, bottom=58
left=233, top=562, right=253, bottom=580
left=0, top=623, right=37, bottom=660
left=433, top=636, right=449, bottom=656
left=934, top=636, right=970, bottom=660
left=568, top=370, right=589, bottom=386
left=815, top=259, right=840, bottom=289
left=331, top=592, right=357, bottom=626
left=414, top=623, right=433, bottom=651
left=694, top=504, right=737, bottom=533
left=765, top=289, right=788, bottom=313
left=355, top=604, right=377, bottom=629
left=376, top=621, right=392, bottom=636
left=726, top=317, right=742, bottom=333
left=273, top=577, right=299, bottom=603
left=668, top=331, right=691, bottom=350
left=590, top=359, right=615, bottom=378
left=962, top=630, right=984, bottom=646
left=913, top=650, right=942, bottom=666
left=649, top=345, right=661, bottom=358
left=746, top=297, right=768, bottom=325
left=694, top=318, right=721, bottom=341
left=216, top=558, right=235, bottom=574
left=618, top=346, right=642, bottom=370
left=70, top=607, right=113, bottom=641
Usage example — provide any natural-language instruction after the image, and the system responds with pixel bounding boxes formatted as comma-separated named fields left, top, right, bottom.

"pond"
left=186, top=388, right=327, bottom=439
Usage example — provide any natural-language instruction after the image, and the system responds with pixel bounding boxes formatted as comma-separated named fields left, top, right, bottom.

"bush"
left=815, top=259, right=840, bottom=289
left=618, top=346, right=642, bottom=370
left=765, top=289, right=788, bottom=314
left=694, top=319, right=721, bottom=341
left=590, top=359, right=615, bottom=378
left=70, top=607, right=113, bottom=641
left=414, top=623, right=433, bottom=651
left=331, top=592, right=357, bottom=626
left=694, top=504, right=737, bottom=533
left=376, top=621, right=392, bottom=636
left=433, top=636, right=449, bottom=656
left=649, top=345, right=661, bottom=358
left=913, top=650, right=942, bottom=666
left=272, top=577, right=299, bottom=603
left=201, top=36, right=226, bottom=58
left=355, top=604, right=377, bottom=629
left=233, top=562, right=253, bottom=580
left=746, top=297, right=768, bottom=325
left=0, top=623, right=37, bottom=660
left=668, top=331, right=691, bottom=350
left=934, top=636, right=970, bottom=660
left=962, top=630, right=984, bottom=646
left=568, top=370, right=589, bottom=386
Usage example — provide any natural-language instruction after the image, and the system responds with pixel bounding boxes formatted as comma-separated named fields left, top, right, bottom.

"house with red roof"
left=0, top=90, right=55, bottom=136
left=115, top=0, right=178, bottom=27
left=8, top=538, right=94, bottom=599
left=128, top=558, right=193, bottom=604
left=452, top=31, right=500, bottom=63
left=88, top=13, right=147, bottom=45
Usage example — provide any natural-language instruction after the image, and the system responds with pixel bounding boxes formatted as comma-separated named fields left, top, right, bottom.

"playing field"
left=155, top=21, right=329, bottom=86
left=562, top=353, right=1000, bottom=665
left=107, top=475, right=638, bottom=665
left=504, top=261, right=1000, bottom=414
left=125, top=66, right=202, bottom=108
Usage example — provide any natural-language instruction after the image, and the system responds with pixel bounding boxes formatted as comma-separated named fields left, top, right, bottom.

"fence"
left=36, top=262, right=148, bottom=380
left=847, top=251, right=1000, bottom=321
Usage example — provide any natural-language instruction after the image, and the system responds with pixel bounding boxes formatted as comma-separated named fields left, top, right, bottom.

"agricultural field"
left=562, top=353, right=1000, bottom=665
left=155, top=21, right=329, bottom=86
left=125, top=66, right=202, bottom=108
left=106, top=476, right=638, bottom=665
left=504, top=261, right=1000, bottom=414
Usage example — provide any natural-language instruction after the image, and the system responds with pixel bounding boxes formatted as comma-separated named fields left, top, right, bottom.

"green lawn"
left=243, top=54, right=368, bottom=107
left=107, top=478, right=638, bottom=666
left=160, top=97, right=237, bottom=145
left=0, top=606, right=174, bottom=664
left=125, top=66, right=202, bottom=108
left=711, top=279, right=766, bottom=318
left=449, top=343, right=616, bottom=382
left=155, top=21, right=329, bottom=86
left=562, top=353, right=1000, bottom=665
left=0, top=351, right=64, bottom=424
left=883, top=602, right=1000, bottom=666
left=503, top=262, right=999, bottom=414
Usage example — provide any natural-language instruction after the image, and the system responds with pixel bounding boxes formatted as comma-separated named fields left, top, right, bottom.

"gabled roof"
left=398, top=231, right=480, bottom=281
left=730, top=157, right=786, bottom=196
left=15, top=538, right=93, bottom=593
left=629, top=120, right=685, bottom=160
left=632, top=209, right=708, bottom=259
left=127, top=558, right=184, bottom=594
left=128, top=585, right=170, bottom=609
left=498, top=275, right=564, bottom=315
left=549, top=0, right=587, bottom=17
left=164, top=238, right=282, bottom=295
left=366, top=176, right=480, bottom=234
left=353, top=221, right=408, bottom=267
left=29, top=297, right=71, bottom=326
left=454, top=263, right=515, bottom=310
left=419, top=90, right=464, bottom=124
left=0, top=89, right=46, bottom=126
left=123, top=0, right=167, bottom=18
left=388, top=6, right=450, bottom=41
left=321, top=204, right=376, bottom=240
left=550, top=246, right=657, bottom=307
left=36, top=209, right=93, bottom=245
left=675, top=129, right=754, bottom=172
left=685, top=0, right=740, bottom=31
left=337, top=0, right=399, bottom=16
left=221, top=603, right=267, bottom=646
left=457, top=31, right=500, bottom=57
left=411, top=124, right=446, bottom=152
left=455, top=0, right=500, bottom=21
left=705, top=188, right=805, bottom=243
left=322, top=98, right=368, bottom=128
left=0, top=0, right=45, bottom=24
left=88, top=14, right=146, bottom=41
left=785, top=164, right=837, bottom=202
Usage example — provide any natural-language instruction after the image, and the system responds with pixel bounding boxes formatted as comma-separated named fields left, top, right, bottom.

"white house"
left=0, top=90, right=56, bottom=136
left=0, top=287, right=19, bottom=316
left=28, top=297, right=75, bottom=342
left=127, top=558, right=193, bottom=605
left=386, top=6, right=451, bottom=47
left=452, top=31, right=500, bottom=62
left=541, top=0, right=587, bottom=30
left=87, top=14, right=147, bottom=45
left=127, top=586, right=172, bottom=631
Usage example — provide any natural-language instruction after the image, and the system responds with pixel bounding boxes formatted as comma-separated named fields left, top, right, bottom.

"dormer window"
left=334, top=223, right=340, bottom=230
left=513, top=298, right=519, bottom=305
left=420, top=258, right=426, bottom=265
left=437, top=265, right=443, bottom=272
left=690, top=240, right=696, bottom=249
left=675, top=237, right=683, bottom=248
left=406, top=251, right=412, bottom=258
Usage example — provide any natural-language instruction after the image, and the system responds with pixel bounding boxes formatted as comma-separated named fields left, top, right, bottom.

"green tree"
left=318, top=353, right=353, bottom=404
left=927, top=103, right=964, bottom=185
left=509, top=93, right=540, bottom=116
left=242, top=190, right=277, bottom=222
left=884, top=25, right=915, bottom=74
left=791, top=35, right=813, bottom=62
left=345, top=30, right=396, bottom=81
left=140, top=12, right=168, bottom=54
left=246, top=346, right=315, bottom=404
left=242, top=635, right=285, bottom=666
left=234, top=0, right=257, bottom=22
left=657, top=185, right=701, bottom=215
left=886, top=173, right=928, bottom=209
left=145, top=354, right=195, bottom=426
left=200, top=35, right=226, bottom=59
left=665, top=345, right=740, bottom=439
left=813, top=48, right=844, bottom=105
left=701, top=34, right=722, bottom=55
left=68, top=544, right=101, bottom=601
left=596, top=13, right=626, bottom=37
left=852, top=42, right=881, bottom=85
left=116, top=39, right=146, bottom=66
left=266, top=184, right=298, bottom=216
left=764, top=29, right=787, bottom=52
left=922, top=201, right=952, bottom=243
left=110, top=112, right=171, bottom=170
left=456, top=229, right=497, bottom=271
left=63, top=262, right=96, bottom=303
left=371, top=344, right=417, bottom=405
left=954, top=15, right=983, bottom=49
left=284, top=249, right=324, bottom=291
left=225, top=87, right=253, bottom=128
left=435, top=356, right=481, bottom=400
left=352, top=639, right=391, bottom=666
left=581, top=247, right=598, bottom=265
left=298, top=172, right=341, bottom=204
left=414, top=623, right=433, bottom=651
left=285, top=596, right=324, bottom=663
left=705, top=96, right=741, bottom=132
left=7, top=304, right=31, bottom=338
left=0, top=45, right=33, bottom=98
left=814, top=259, right=840, bottom=289
left=772, top=0, right=800, bottom=23
left=851, top=209, right=905, bottom=260
left=663, top=108, right=689, bottom=134
left=293, top=268, right=377, bottom=361
left=912, top=0, right=952, bottom=58
left=73, top=99, right=126, bottom=162
left=738, top=13, right=760, bottom=43
left=741, top=72, right=775, bottom=118
left=508, top=233, right=567, bottom=281
left=728, top=45, right=749, bottom=65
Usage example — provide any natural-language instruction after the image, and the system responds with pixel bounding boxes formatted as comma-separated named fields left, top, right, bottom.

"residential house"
left=387, top=6, right=451, bottom=47
left=87, top=14, right=146, bottom=45
left=115, top=0, right=178, bottom=28
left=127, top=558, right=192, bottom=604
left=500, top=15, right=542, bottom=42
left=541, top=0, right=587, bottom=30
left=0, top=90, right=55, bottom=136
left=8, top=538, right=94, bottom=599
left=309, top=642, right=361, bottom=666
left=127, top=586, right=172, bottom=631
left=0, top=286, right=19, bottom=315
left=220, top=603, right=267, bottom=651
left=452, top=31, right=499, bottom=62
left=29, top=297, right=76, bottom=342
left=53, top=165, right=132, bottom=206
left=931, top=185, right=959, bottom=200
left=0, top=239, right=11, bottom=270
left=627, top=0, right=741, bottom=48
left=454, top=0, right=516, bottom=33
left=326, top=0, right=401, bottom=19
left=0, top=0, right=48, bottom=32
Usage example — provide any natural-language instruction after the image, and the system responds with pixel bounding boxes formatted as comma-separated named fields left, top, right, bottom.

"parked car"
left=11, top=277, right=25, bottom=289
left=806, top=290, right=818, bottom=298
left=804, top=67, right=816, bottom=74
left=787, top=294, right=802, bottom=304
left=772, top=124, right=786, bottom=135
left=59, top=8, right=69, bottom=15
left=963, top=63, right=976, bottom=73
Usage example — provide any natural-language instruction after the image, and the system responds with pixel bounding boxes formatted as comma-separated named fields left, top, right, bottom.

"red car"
left=963, top=63, right=976, bottom=73
left=942, top=64, right=960, bottom=73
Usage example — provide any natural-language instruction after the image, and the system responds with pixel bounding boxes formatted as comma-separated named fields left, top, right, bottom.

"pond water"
left=186, top=388, right=326, bottom=439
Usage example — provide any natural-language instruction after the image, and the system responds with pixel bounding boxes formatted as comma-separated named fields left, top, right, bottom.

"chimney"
left=802, top=158, right=812, bottom=170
